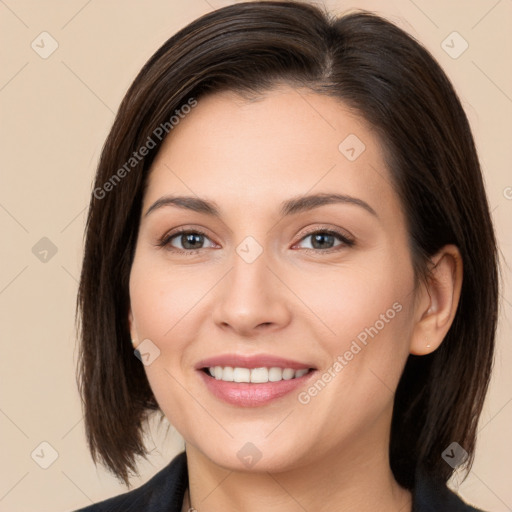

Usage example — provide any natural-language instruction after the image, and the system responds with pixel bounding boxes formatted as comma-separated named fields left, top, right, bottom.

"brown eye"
left=159, top=229, right=216, bottom=253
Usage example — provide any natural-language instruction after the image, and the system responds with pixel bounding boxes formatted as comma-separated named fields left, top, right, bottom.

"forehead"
left=144, top=86, right=401, bottom=222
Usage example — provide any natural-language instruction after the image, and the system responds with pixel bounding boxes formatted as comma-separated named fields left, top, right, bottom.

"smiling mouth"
left=201, top=366, right=315, bottom=383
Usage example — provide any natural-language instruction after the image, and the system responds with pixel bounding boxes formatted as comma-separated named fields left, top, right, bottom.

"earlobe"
left=128, top=308, right=137, bottom=341
left=409, top=244, right=463, bottom=356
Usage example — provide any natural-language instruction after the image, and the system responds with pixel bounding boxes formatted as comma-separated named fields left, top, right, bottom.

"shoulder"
left=71, top=451, right=188, bottom=512
left=413, top=469, right=487, bottom=512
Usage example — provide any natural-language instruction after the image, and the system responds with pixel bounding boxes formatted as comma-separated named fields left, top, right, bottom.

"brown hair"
left=76, top=0, right=499, bottom=489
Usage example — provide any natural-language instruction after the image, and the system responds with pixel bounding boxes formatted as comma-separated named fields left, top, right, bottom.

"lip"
left=195, top=353, right=317, bottom=408
left=198, top=368, right=317, bottom=407
left=195, top=353, right=316, bottom=371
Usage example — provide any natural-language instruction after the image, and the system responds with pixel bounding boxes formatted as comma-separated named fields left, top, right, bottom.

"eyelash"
left=156, top=226, right=355, bottom=255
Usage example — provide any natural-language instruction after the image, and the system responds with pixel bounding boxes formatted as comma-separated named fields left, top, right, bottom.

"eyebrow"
left=144, top=192, right=378, bottom=219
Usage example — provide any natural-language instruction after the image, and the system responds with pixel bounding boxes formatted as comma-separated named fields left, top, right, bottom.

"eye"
left=157, top=227, right=355, bottom=255
left=158, top=228, right=216, bottom=254
left=294, top=228, right=354, bottom=253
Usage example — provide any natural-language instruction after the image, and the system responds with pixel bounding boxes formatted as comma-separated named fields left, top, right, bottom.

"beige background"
left=0, top=0, right=511, bottom=511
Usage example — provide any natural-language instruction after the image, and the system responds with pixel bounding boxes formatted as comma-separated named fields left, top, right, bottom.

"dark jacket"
left=73, top=451, right=486, bottom=512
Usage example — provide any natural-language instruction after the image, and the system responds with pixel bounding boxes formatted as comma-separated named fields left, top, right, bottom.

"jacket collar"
left=144, top=452, right=482, bottom=512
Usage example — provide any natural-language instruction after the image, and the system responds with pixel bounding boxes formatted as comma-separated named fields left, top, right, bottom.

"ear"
left=128, top=308, right=138, bottom=347
left=409, top=244, right=463, bottom=355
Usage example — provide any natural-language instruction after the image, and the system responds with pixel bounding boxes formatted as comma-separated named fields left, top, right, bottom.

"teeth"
left=233, top=367, right=250, bottom=383
left=250, top=367, right=269, bottom=383
left=221, top=366, right=234, bottom=381
left=208, top=366, right=311, bottom=383
left=282, top=368, right=295, bottom=380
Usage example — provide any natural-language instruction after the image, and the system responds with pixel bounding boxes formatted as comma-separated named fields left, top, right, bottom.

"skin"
left=128, top=85, right=463, bottom=512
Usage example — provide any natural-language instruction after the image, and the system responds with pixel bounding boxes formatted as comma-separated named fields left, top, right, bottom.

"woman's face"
left=129, top=86, right=422, bottom=472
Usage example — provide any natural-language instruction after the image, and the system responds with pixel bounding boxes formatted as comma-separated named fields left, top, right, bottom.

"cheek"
left=292, top=255, right=415, bottom=408
left=128, top=258, right=204, bottom=432
left=291, top=257, right=413, bottom=349
left=294, top=279, right=413, bottom=441
left=129, top=256, right=205, bottom=342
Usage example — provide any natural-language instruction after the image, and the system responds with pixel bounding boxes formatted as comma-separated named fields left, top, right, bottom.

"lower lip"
left=198, top=369, right=316, bottom=407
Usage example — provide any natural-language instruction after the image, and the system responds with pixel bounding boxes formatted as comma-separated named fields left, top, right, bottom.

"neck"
left=182, top=419, right=411, bottom=512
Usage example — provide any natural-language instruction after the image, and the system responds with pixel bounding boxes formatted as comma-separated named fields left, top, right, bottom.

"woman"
left=74, top=2, right=498, bottom=511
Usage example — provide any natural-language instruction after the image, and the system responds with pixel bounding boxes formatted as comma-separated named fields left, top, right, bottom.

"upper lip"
left=195, top=354, right=316, bottom=371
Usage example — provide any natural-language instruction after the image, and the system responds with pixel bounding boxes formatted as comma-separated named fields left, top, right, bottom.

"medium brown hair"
left=77, top=0, right=499, bottom=489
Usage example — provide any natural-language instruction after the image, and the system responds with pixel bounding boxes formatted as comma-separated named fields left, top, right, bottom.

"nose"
left=211, top=248, right=292, bottom=337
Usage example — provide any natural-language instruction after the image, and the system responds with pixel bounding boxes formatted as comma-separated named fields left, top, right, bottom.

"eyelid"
left=157, top=226, right=216, bottom=252
left=157, top=224, right=355, bottom=254
left=292, top=225, right=355, bottom=252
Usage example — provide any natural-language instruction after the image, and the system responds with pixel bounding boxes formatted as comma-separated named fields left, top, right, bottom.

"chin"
left=194, top=438, right=308, bottom=474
